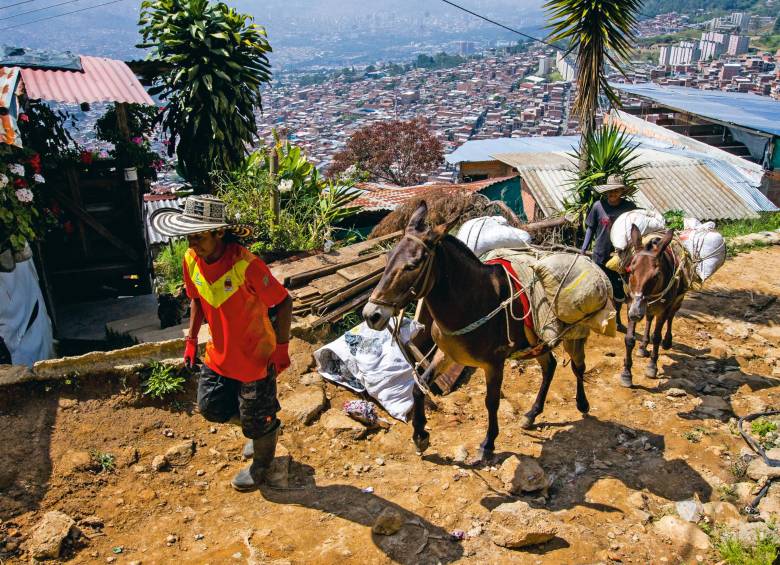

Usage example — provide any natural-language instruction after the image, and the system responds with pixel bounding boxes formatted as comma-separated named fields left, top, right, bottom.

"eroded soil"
left=1, top=247, right=779, bottom=564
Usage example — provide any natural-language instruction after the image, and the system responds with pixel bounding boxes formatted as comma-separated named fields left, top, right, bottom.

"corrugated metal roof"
left=144, top=196, right=185, bottom=246
left=353, top=176, right=518, bottom=211
left=519, top=159, right=761, bottom=220
left=612, top=83, right=780, bottom=137
left=445, top=135, right=580, bottom=164
left=14, top=56, right=154, bottom=105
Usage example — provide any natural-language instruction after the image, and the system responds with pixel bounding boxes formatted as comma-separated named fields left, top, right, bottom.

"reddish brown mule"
left=620, top=225, right=690, bottom=387
left=362, top=203, right=590, bottom=462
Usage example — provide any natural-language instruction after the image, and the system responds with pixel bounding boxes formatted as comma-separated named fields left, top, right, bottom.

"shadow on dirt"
left=681, top=288, right=779, bottom=325
left=259, top=461, right=463, bottom=565
left=472, top=416, right=712, bottom=514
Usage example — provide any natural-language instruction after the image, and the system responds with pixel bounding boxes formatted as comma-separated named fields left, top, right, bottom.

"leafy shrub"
left=714, top=530, right=778, bottom=565
left=154, top=239, right=189, bottom=295
left=90, top=450, right=116, bottom=473
left=663, top=209, right=685, bottom=231
left=144, top=362, right=186, bottom=398
left=752, top=418, right=778, bottom=438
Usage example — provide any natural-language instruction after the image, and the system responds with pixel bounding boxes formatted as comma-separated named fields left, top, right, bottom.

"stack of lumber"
left=269, top=231, right=401, bottom=329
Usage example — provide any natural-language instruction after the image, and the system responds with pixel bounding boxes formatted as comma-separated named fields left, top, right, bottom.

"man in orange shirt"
left=151, top=195, right=293, bottom=492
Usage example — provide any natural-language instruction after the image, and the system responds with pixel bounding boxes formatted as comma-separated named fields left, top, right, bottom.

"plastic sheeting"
left=0, top=258, right=54, bottom=366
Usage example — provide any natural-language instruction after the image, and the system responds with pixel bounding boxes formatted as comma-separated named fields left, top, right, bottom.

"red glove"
left=183, top=337, right=198, bottom=368
left=269, top=342, right=290, bottom=374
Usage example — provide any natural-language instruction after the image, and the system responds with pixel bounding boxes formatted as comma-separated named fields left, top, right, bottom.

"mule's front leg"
left=564, top=338, right=589, bottom=415
left=520, top=352, right=557, bottom=429
left=475, top=363, right=504, bottom=463
left=637, top=315, right=653, bottom=358
left=620, top=320, right=637, bottom=388
left=411, top=384, right=430, bottom=454
left=662, top=309, right=678, bottom=350
left=645, top=314, right=667, bottom=379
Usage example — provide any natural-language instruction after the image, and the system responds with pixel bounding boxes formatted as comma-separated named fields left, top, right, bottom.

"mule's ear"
left=431, top=214, right=461, bottom=241
left=630, top=224, right=643, bottom=251
left=656, top=229, right=674, bottom=256
left=406, top=201, right=428, bottom=234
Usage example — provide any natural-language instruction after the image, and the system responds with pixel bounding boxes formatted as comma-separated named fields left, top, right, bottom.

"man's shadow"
left=259, top=461, right=463, bottom=565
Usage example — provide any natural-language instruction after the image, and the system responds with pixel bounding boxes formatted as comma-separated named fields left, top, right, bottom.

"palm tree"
left=545, top=0, right=641, bottom=143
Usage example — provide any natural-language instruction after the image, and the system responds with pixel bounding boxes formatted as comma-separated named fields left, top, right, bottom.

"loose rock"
left=747, top=453, right=780, bottom=480
left=152, top=455, right=169, bottom=472
left=321, top=410, right=367, bottom=440
left=164, top=440, right=195, bottom=466
left=653, top=516, right=710, bottom=550
left=372, top=507, right=404, bottom=535
left=58, top=450, right=94, bottom=475
left=666, top=388, right=687, bottom=398
left=676, top=498, right=704, bottom=523
left=29, top=510, right=77, bottom=560
left=498, top=455, right=549, bottom=494
left=453, top=445, right=469, bottom=464
left=488, top=501, right=559, bottom=548
left=281, top=387, right=327, bottom=425
left=702, top=501, right=741, bottom=525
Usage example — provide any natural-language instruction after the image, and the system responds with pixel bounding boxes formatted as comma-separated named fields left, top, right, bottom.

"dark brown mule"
left=620, top=225, right=690, bottom=387
left=362, top=203, right=590, bottom=462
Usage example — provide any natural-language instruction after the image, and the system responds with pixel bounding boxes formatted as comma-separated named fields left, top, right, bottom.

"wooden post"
left=269, top=148, right=281, bottom=225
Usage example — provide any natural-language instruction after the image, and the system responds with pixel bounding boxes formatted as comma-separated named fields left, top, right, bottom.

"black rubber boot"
left=231, top=426, right=279, bottom=492
left=242, top=439, right=253, bottom=460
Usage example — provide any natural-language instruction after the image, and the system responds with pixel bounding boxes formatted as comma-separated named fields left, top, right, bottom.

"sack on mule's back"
left=533, top=254, right=612, bottom=325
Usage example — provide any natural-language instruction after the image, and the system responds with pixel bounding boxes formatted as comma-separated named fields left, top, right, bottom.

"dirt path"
left=2, top=247, right=779, bottom=564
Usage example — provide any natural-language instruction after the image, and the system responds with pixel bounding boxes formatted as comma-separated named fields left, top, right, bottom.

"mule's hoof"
left=413, top=434, right=430, bottom=454
left=619, top=372, right=633, bottom=388
left=645, top=366, right=659, bottom=379
left=617, top=323, right=628, bottom=334
left=662, top=339, right=672, bottom=350
left=637, top=347, right=650, bottom=358
left=519, top=415, right=535, bottom=429
left=577, top=401, right=590, bottom=415
left=471, top=447, right=494, bottom=466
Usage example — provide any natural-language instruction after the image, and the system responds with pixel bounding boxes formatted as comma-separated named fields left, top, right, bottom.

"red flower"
left=63, top=220, right=74, bottom=235
left=19, top=113, right=29, bottom=122
left=80, top=150, right=94, bottom=165
left=13, top=178, right=27, bottom=188
left=27, top=153, right=42, bottom=174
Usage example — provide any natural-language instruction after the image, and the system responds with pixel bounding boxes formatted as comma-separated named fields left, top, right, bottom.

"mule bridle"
left=369, top=233, right=437, bottom=310
left=628, top=248, right=684, bottom=306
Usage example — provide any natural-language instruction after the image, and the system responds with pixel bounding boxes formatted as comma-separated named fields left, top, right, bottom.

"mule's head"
left=626, top=224, right=674, bottom=321
left=363, top=202, right=457, bottom=331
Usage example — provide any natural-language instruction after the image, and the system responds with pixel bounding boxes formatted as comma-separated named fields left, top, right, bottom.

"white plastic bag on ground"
left=314, top=318, right=422, bottom=421
left=0, top=258, right=55, bottom=366
left=456, top=216, right=531, bottom=257
left=610, top=209, right=666, bottom=250
left=679, top=221, right=726, bottom=282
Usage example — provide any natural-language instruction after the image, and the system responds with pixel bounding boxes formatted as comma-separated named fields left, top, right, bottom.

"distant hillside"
left=640, top=0, right=760, bottom=17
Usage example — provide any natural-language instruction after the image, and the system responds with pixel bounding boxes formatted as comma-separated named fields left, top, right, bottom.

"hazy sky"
left=2, top=0, right=547, bottom=64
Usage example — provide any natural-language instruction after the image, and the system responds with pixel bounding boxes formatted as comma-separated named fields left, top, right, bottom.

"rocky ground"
left=1, top=247, right=780, bottom=564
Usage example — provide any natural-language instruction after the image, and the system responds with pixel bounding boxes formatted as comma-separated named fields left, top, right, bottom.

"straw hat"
left=593, top=174, right=627, bottom=194
left=149, top=195, right=252, bottom=238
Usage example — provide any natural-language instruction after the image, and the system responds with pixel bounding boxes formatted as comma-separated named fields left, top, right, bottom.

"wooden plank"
left=286, top=250, right=385, bottom=287
left=318, top=266, right=385, bottom=303
left=312, top=288, right=373, bottom=328
left=336, top=255, right=387, bottom=281
left=50, top=189, right=140, bottom=262
left=318, top=272, right=383, bottom=314
left=65, top=167, right=90, bottom=258
left=309, top=272, right=351, bottom=294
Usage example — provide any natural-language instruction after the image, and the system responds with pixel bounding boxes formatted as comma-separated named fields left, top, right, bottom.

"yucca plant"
left=138, top=0, right=272, bottom=192
left=545, top=0, right=641, bottom=143
left=563, top=124, right=646, bottom=225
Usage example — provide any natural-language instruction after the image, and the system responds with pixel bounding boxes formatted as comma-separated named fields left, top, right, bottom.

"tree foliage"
left=545, top=0, right=641, bottom=139
left=138, top=0, right=272, bottom=191
left=328, top=118, right=443, bottom=187
left=564, top=124, right=646, bottom=225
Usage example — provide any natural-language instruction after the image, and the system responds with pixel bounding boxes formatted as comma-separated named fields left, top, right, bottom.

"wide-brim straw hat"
left=593, top=174, right=627, bottom=194
left=149, top=195, right=253, bottom=238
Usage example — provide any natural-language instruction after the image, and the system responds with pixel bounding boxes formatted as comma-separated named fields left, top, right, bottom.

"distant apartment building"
left=455, top=41, right=476, bottom=56
left=670, top=41, right=699, bottom=65
left=727, top=35, right=750, bottom=56
left=555, top=51, right=576, bottom=81
left=537, top=55, right=552, bottom=76
left=659, top=45, right=671, bottom=66
left=701, top=31, right=726, bottom=44
left=699, top=40, right=725, bottom=61
left=720, top=63, right=742, bottom=81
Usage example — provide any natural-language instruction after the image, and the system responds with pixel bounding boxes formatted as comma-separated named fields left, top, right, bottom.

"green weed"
left=90, top=450, right=116, bottom=473
left=143, top=362, right=186, bottom=399
left=718, top=212, right=780, bottom=239
left=683, top=426, right=711, bottom=443
left=751, top=418, right=778, bottom=438
left=715, top=532, right=778, bottom=565
left=730, top=459, right=748, bottom=481
left=718, top=483, right=737, bottom=501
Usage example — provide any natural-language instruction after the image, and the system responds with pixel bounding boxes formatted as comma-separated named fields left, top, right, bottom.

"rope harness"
left=626, top=238, right=689, bottom=307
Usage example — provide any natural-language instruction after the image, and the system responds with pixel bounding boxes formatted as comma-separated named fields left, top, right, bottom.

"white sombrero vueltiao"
left=149, top=195, right=253, bottom=238
left=593, top=174, right=627, bottom=194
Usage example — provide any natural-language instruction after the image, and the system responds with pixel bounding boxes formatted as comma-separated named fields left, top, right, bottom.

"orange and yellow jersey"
left=182, top=243, right=288, bottom=382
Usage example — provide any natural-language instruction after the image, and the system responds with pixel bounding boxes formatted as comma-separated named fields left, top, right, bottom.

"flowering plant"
left=95, top=103, right=164, bottom=179
left=0, top=146, right=58, bottom=253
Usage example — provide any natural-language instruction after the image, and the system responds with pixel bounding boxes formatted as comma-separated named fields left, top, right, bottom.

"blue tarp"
left=0, top=46, right=82, bottom=71
left=612, top=83, right=780, bottom=137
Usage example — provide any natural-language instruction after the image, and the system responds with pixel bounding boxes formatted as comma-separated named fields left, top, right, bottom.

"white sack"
left=456, top=216, right=531, bottom=257
left=314, top=318, right=422, bottom=421
left=610, top=209, right=666, bottom=250
left=679, top=223, right=726, bottom=282
left=682, top=217, right=716, bottom=231
left=0, top=258, right=55, bottom=366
